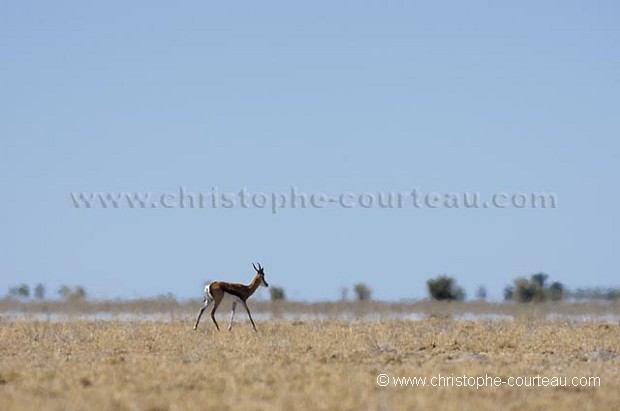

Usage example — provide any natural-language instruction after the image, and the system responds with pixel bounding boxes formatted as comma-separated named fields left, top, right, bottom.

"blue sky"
left=2, top=1, right=618, bottom=301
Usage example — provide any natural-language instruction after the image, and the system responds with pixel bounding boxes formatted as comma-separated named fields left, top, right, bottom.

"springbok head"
left=252, top=263, right=269, bottom=287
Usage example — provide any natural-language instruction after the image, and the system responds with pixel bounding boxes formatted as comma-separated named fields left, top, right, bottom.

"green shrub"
left=353, top=283, right=372, bottom=301
left=509, top=273, right=564, bottom=303
left=8, top=284, right=30, bottom=299
left=58, top=285, right=87, bottom=301
left=548, top=282, right=564, bottom=301
left=513, top=278, right=537, bottom=302
left=503, top=285, right=514, bottom=301
left=269, top=287, right=286, bottom=301
left=475, top=285, right=487, bottom=301
left=427, top=275, right=465, bottom=301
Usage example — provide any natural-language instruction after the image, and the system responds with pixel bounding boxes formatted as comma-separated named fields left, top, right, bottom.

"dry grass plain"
left=1, top=316, right=619, bottom=411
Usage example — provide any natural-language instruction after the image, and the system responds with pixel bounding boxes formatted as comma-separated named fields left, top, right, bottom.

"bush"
left=513, top=278, right=538, bottom=302
left=58, top=285, right=87, bottom=301
left=508, top=273, right=564, bottom=303
left=427, top=275, right=465, bottom=301
left=353, top=283, right=372, bottom=301
left=548, top=282, right=564, bottom=301
left=568, top=287, right=620, bottom=301
left=269, top=287, right=286, bottom=301
left=8, top=284, right=30, bottom=299
left=531, top=273, right=548, bottom=288
left=503, top=285, right=514, bottom=301
left=34, top=283, right=46, bottom=300
left=475, top=285, right=487, bottom=301
left=339, top=286, right=349, bottom=301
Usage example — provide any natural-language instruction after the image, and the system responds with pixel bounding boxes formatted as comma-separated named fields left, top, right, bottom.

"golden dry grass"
left=1, top=319, right=619, bottom=411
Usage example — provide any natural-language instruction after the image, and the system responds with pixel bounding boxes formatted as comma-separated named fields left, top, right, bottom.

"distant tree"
left=508, top=273, right=564, bottom=303
left=269, top=286, right=286, bottom=301
left=475, top=285, right=487, bottom=301
left=571, top=288, right=585, bottom=300
left=427, top=275, right=465, bottom=301
left=569, top=287, right=620, bottom=301
left=34, top=283, right=46, bottom=300
left=606, top=288, right=620, bottom=301
left=9, top=284, right=30, bottom=299
left=513, top=278, right=537, bottom=302
left=155, top=292, right=177, bottom=301
left=353, top=283, right=372, bottom=301
left=58, top=285, right=71, bottom=300
left=74, top=286, right=87, bottom=300
left=503, top=285, right=514, bottom=301
left=548, top=282, right=564, bottom=301
left=58, top=285, right=87, bottom=301
left=339, top=286, right=349, bottom=301
left=531, top=273, right=549, bottom=289
left=590, top=288, right=604, bottom=300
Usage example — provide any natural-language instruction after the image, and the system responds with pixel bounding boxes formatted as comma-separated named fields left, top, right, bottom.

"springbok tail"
left=205, top=282, right=215, bottom=301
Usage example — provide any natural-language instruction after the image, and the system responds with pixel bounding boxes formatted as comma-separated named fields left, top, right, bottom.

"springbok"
left=193, top=263, right=269, bottom=332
